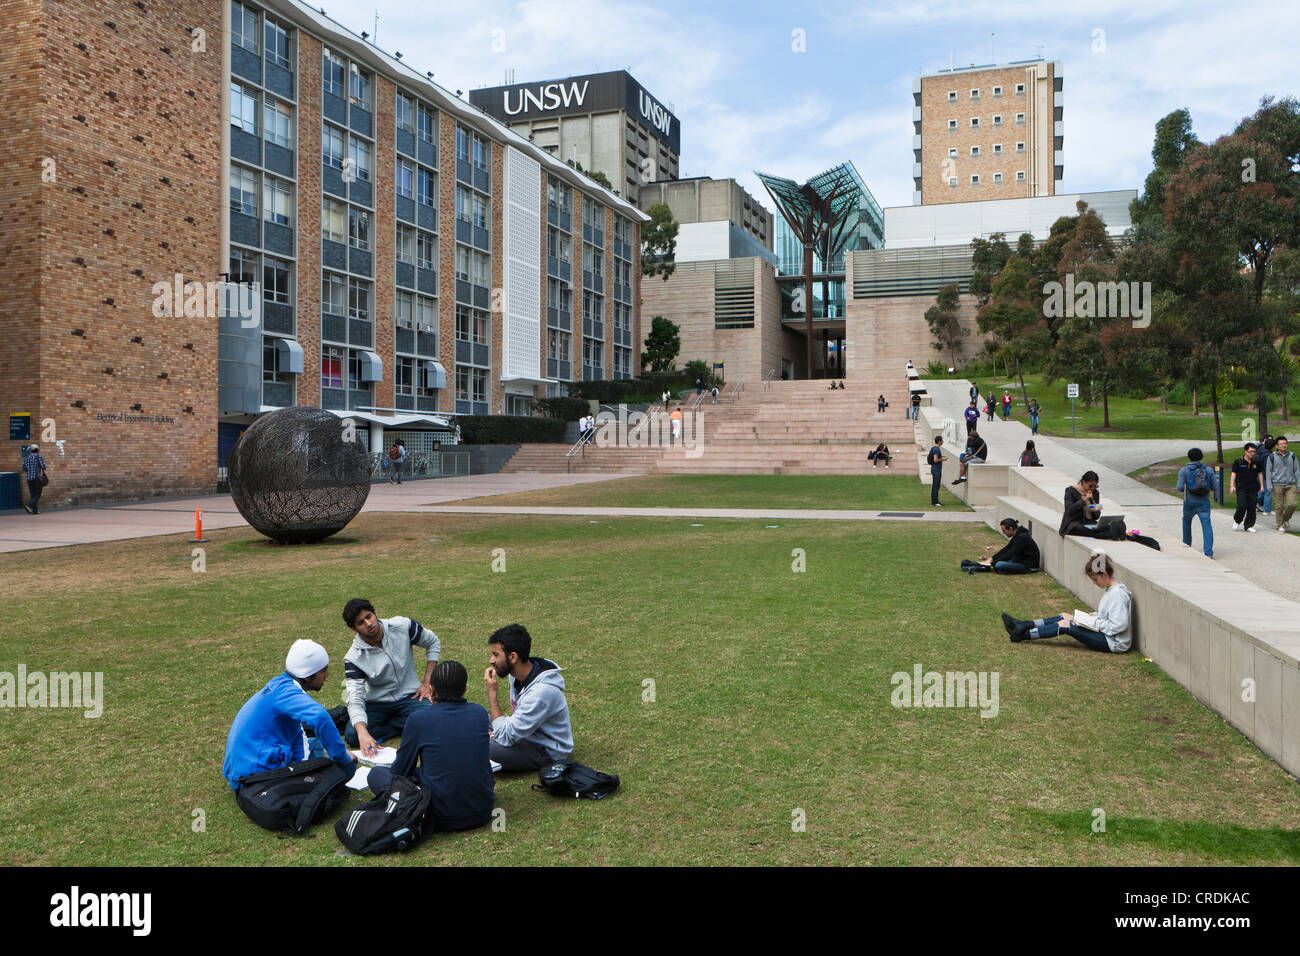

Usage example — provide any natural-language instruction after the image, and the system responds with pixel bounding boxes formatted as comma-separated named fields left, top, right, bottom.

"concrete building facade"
left=913, top=60, right=1062, bottom=206
left=637, top=177, right=773, bottom=262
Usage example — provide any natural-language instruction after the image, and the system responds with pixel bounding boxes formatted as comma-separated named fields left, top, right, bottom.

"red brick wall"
left=296, top=32, right=322, bottom=408
left=373, top=75, right=395, bottom=412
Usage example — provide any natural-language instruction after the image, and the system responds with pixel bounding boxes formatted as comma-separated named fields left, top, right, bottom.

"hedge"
left=455, top=415, right=567, bottom=444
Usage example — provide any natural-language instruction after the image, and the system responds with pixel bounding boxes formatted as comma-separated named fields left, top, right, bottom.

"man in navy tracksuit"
left=367, top=660, right=494, bottom=832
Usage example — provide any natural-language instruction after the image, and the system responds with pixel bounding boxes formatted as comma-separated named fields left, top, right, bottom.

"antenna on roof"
left=373, top=11, right=378, bottom=43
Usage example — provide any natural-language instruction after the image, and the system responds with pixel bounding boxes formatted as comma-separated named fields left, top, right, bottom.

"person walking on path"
left=985, top=391, right=996, bottom=423
left=21, top=444, right=47, bottom=514
left=1263, top=436, right=1299, bottom=532
left=1176, top=447, right=1220, bottom=557
left=1230, top=443, right=1263, bottom=533
left=927, top=436, right=948, bottom=507
left=1258, top=435, right=1276, bottom=514
left=1001, top=392, right=1012, bottom=420
left=963, top=401, right=979, bottom=438
left=696, top=376, right=704, bottom=397
left=670, top=407, right=683, bottom=442
left=969, top=383, right=979, bottom=405
left=1028, top=399, right=1041, bottom=435
left=393, top=441, right=406, bottom=484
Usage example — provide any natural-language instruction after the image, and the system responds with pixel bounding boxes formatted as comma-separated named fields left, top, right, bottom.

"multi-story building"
left=470, top=71, right=680, bottom=200
left=0, top=0, right=644, bottom=505
left=913, top=59, right=1063, bottom=205
left=637, top=177, right=774, bottom=264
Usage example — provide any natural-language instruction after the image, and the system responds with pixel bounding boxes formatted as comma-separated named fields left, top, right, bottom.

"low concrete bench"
left=992, top=494, right=1300, bottom=776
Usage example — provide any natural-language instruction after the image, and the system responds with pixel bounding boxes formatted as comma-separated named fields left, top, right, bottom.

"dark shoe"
left=23, top=503, right=33, bottom=514
left=1002, top=613, right=1032, bottom=641
left=328, top=705, right=349, bottom=734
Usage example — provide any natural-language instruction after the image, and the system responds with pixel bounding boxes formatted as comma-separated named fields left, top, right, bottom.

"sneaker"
left=1246, top=527, right=1257, bottom=533
left=933, top=502, right=943, bottom=507
left=23, top=503, right=33, bottom=514
left=1232, top=522, right=1241, bottom=531
left=1279, top=527, right=1288, bottom=534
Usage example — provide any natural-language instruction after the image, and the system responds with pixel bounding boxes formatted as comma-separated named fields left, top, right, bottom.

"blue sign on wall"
left=9, top=413, right=30, bottom=441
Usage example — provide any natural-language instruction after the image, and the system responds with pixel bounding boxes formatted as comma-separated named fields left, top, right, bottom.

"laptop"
left=1095, top=514, right=1126, bottom=532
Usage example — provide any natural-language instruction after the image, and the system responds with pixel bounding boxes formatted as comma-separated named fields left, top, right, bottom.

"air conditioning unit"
left=419, top=324, right=435, bottom=333
left=349, top=95, right=361, bottom=106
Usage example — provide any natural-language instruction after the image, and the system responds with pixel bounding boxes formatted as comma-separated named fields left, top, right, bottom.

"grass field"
left=3, top=505, right=1298, bottom=866
left=451, top=473, right=970, bottom=511
left=956, top=373, right=1300, bottom=441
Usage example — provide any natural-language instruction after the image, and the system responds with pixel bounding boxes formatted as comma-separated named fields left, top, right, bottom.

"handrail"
left=689, top=390, right=707, bottom=410
left=728, top=380, right=744, bottom=402
left=565, top=430, right=594, bottom=458
left=762, top=367, right=778, bottom=390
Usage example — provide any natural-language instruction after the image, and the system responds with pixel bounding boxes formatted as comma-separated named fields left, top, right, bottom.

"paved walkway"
left=0, top=472, right=986, bottom=553
left=1050, top=438, right=1222, bottom=474
left=929, top=379, right=1300, bottom=603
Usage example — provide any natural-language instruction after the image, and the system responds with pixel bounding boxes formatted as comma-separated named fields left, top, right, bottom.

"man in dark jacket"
left=366, top=660, right=494, bottom=832
left=962, top=518, right=1040, bottom=574
left=952, top=429, right=987, bottom=484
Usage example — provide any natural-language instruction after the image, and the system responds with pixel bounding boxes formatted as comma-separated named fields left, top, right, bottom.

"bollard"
left=190, top=508, right=208, bottom=543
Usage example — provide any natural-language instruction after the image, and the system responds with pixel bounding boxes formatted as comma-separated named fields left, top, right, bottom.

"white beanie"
left=285, top=639, right=329, bottom=679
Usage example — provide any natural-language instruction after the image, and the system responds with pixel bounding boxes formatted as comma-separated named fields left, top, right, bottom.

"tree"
left=640, top=315, right=680, bottom=373
left=572, top=161, right=614, bottom=192
left=641, top=203, right=678, bottom=281
left=923, top=282, right=966, bottom=369
left=977, top=256, right=1050, bottom=413
left=1129, top=108, right=1200, bottom=237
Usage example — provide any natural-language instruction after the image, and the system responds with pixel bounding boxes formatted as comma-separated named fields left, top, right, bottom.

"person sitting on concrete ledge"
left=1019, top=440, right=1042, bottom=467
left=1001, top=551, right=1132, bottom=652
left=870, top=443, right=891, bottom=468
left=1059, top=471, right=1109, bottom=538
left=952, top=428, right=987, bottom=484
left=961, top=517, right=1040, bottom=574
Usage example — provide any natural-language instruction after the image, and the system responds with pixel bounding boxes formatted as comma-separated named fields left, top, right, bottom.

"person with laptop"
left=1059, top=471, right=1113, bottom=539
left=1000, top=551, right=1133, bottom=652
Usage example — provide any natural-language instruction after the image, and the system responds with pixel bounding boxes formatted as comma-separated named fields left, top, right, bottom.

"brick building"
left=0, top=0, right=644, bottom=506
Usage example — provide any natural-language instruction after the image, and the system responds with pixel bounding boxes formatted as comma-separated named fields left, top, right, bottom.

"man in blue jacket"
left=483, top=624, right=573, bottom=772
left=223, top=639, right=356, bottom=790
left=367, top=660, right=494, bottom=832
left=1176, top=447, right=1221, bottom=558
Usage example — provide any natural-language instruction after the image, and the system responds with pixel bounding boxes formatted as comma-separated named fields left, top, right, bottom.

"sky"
left=327, top=0, right=1300, bottom=213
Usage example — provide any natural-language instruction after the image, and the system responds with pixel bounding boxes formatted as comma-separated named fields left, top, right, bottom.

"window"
left=993, top=173, right=1003, bottom=184
left=323, top=47, right=345, bottom=97
left=322, top=273, right=346, bottom=315
left=348, top=137, right=371, bottom=181
left=416, top=295, right=436, bottom=329
left=546, top=328, right=570, bottom=360
left=947, top=91, right=957, bottom=102
left=992, top=114, right=1002, bottom=127
left=263, top=177, right=292, bottom=226
left=322, top=346, right=345, bottom=389
left=992, top=85, right=1002, bottom=98
left=970, top=88, right=979, bottom=99
left=417, top=232, right=436, bottom=270
left=971, top=175, right=980, bottom=185
left=264, top=97, right=293, bottom=149
left=970, top=146, right=980, bottom=157
left=505, top=394, right=534, bottom=417
left=472, top=192, right=488, bottom=228
left=230, top=82, right=258, bottom=135
left=417, top=104, right=436, bottom=144
left=472, top=134, right=488, bottom=171
left=1016, top=142, right=1026, bottom=153
left=264, top=18, right=292, bottom=70
left=548, top=227, right=571, bottom=262
left=456, top=126, right=469, bottom=163
left=1016, top=170, right=1026, bottom=182
left=396, top=159, right=414, bottom=199
left=349, top=207, right=370, bottom=251
left=323, top=125, right=346, bottom=168
left=456, top=186, right=470, bottom=224
left=1015, top=83, right=1025, bottom=95
left=396, top=291, right=414, bottom=329
left=455, top=365, right=470, bottom=403
left=418, top=167, right=436, bottom=207
left=321, top=198, right=347, bottom=243
left=229, top=247, right=258, bottom=285
left=396, top=93, right=415, bottom=134
left=396, top=357, right=414, bottom=395
left=348, top=278, right=370, bottom=321
left=230, top=164, right=257, bottom=216
left=232, top=1, right=259, bottom=53
left=947, top=147, right=957, bottom=158
left=349, top=64, right=370, bottom=107
left=948, top=177, right=957, bottom=188
left=396, top=224, right=416, bottom=264
left=993, top=143, right=1003, bottom=155
left=1016, top=112, right=1026, bottom=125
left=947, top=119, right=957, bottom=131
left=263, top=257, right=291, bottom=304
left=263, top=339, right=294, bottom=386
left=970, top=117, right=980, bottom=128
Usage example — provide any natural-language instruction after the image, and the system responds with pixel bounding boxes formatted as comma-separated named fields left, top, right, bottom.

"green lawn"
left=952, top=372, right=1299, bottom=440
left=2, top=509, right=1298, bottom=866
left=449, top=473, right=970, bottom=511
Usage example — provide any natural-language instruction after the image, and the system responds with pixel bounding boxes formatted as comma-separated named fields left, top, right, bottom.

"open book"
left=1074, top=609, right=1098, bottom=631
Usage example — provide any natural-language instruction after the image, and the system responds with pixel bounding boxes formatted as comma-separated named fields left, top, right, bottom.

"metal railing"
left=565, top=428, right=595, bottom=471
left=371, top=451, right=470, bottom=480
left=728, top=380, right=744, bottom=402
left=762, top=367, right=778, bottom=390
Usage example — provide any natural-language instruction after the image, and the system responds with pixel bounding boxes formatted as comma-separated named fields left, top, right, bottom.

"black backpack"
left=533, top=760, right=620, bottom=800
left=1188, top=463, right=1211, bottom=497
left=235, top=757, right=352, bottom=836
left=334, top=775, right=432, bottom=855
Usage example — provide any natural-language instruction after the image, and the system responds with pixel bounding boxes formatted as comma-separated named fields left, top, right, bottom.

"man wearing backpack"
left=1263, top=435, right=1299, bottom=533
left=223, top=639, right=357, bottom=790
left=366, top=660, right=494, bottom=832
left=483, top=624, right=573, bottom=772
left=1176, top=447, right=1220, bottom=558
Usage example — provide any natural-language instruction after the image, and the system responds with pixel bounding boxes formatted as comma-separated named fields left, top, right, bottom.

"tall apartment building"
left=912, top=59, right=1062, bottom=205
left=470, top=71, right=680, bottom=200
left=0, top=0, right=644, bottom=505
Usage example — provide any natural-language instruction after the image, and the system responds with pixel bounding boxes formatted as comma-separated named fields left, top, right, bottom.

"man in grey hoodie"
left=341, top=598, right=439, bottom=756
left=1263, top=436, right=1299, bottom=533
left=483, top=623, right=573, bottom=772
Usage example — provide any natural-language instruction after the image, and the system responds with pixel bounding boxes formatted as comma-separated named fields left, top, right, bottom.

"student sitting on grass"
left=223, top=639, right=357, bottom=790
left=961, top=517, right=1040, bottom=574
left=342, top=598, right=439, bottom=757
left=1001, top=551, right=1133, bottom=653
left=483, top=624, right=573, bottom=772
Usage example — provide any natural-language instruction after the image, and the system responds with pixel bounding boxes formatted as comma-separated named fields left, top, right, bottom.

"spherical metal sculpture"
left=228, top=406, right=372, bottom=544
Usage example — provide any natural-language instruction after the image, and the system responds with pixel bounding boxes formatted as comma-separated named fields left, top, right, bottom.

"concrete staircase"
left=499, top=377, right=920, bottom=476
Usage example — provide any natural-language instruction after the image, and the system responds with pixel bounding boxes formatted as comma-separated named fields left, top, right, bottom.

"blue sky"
left=336, top=0, right=1300, bottom=212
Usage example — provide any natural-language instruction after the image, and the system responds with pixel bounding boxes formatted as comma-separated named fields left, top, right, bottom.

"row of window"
left=395, top=93, right=438, bottom=144
left=230, top=164, right=293, bottom=225
left=397, top=159, right=438, bottom=206
left=323, top=46, right=371, bottom=107
left=230, top=247, right=291, bottom=304
left=947, top=83, right=1025, bottom=101
left=323, top=124, right=372, bottom=181
left=231, top=82, right=294, bottom=148
left=454, top=245, right=491, bottom=287
left=947, top=143, right=1027, bottom=158
left=947, top=114, right=1026, bottom=131
left=949, top=172, right=1027, bottom=186
left=232, top=1, right=293, bottom=71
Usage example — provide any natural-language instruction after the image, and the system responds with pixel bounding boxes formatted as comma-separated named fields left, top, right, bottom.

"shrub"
left=1220, top=389, right=1254, bottom=410
left=456, top=415, right=567, bottom=444
left=537, top=396, right=589, bottom=421
left=1166, top=382, right=1192, bottom=406
left=925, top=360, right=948, bottom=377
